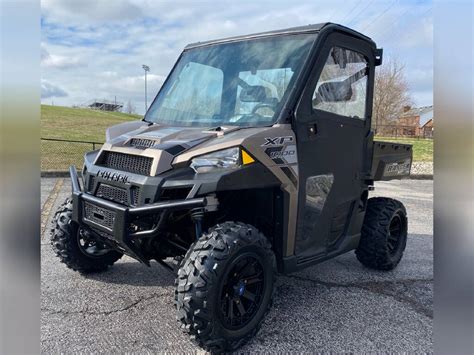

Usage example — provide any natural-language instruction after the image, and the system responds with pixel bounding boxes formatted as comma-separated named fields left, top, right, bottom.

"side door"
left=293, top=33, right=375, bottom=260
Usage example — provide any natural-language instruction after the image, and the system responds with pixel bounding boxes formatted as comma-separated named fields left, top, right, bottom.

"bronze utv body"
left=52, top=23, right=412, bottom=352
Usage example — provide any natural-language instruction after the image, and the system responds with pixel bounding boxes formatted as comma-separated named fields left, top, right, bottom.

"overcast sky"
left=41, top=0, right=433, bottom=115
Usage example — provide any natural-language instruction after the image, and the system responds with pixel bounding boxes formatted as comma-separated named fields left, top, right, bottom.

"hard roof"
left=184, top=22, right=373, bottom=49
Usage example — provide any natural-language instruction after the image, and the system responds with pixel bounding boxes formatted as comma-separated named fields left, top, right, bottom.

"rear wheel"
left=356, top=197, right=408, bottom=270
left=175, top=221, right=275, bottom=352
left=50, top=198, right=123, bottom=274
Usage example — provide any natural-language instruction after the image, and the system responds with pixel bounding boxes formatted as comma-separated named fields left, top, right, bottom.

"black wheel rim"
left=77, top=228, right=110, bottom=257
left=387, top=214, right=403, bottom=255
left=218, top=253, right=266, bottom=330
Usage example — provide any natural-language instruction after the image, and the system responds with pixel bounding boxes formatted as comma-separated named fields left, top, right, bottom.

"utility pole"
left=142, top=64, right=150, bottom=112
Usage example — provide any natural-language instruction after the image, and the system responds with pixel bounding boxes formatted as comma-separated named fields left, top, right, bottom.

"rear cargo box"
left=371, top=141, right=413, bottom=180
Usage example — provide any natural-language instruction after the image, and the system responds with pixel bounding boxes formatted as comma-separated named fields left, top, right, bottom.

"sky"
left=40, top=0, right=433, bottom=115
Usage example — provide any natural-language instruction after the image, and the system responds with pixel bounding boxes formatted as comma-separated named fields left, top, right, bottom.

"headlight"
left=190, top=147, right=240, bottom=173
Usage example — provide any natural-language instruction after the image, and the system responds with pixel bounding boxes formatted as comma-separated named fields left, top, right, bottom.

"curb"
left=41, top=178, right=64, bottom=236
left=408, top=174, right=433, bottom=180
left=41, top=171, right=433, bottom=180
left=41, top=171, right=82, bottom=178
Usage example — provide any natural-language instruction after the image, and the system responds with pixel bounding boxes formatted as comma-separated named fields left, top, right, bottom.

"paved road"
left=41, top=178, right=433, bottom=353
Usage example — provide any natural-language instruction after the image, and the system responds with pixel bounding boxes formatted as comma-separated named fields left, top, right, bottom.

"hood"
left=99, top=121, right=243, bottom=176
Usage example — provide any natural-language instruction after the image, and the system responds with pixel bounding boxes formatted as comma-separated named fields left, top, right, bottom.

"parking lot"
left=41, top=178, right=432, bottom=353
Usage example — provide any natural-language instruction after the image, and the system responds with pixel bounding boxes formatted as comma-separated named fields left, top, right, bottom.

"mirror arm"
left=344, top=67, right=367, bottom=86
left=237, top=78, right=250, bottom=89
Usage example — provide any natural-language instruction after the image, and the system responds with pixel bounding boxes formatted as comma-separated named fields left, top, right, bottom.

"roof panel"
left=184, top=23, right=329, bottom=49
left=183, top=22, right=375, bottom=51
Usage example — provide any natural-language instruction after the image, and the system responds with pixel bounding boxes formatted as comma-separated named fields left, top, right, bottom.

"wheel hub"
left=219, top=254, right=265, bottom=330
left=233, top=281, right=246, bottom=297
left=77, top=228, right=111, bottom=258
left=387, top=214, right=403, bottom=255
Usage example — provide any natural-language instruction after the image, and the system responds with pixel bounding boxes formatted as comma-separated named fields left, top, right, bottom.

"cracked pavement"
left=41, top=178, right=433, bottom=353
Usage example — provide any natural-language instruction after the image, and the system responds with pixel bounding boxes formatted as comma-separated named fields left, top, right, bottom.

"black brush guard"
left=69, top=166, right=207, bottom=265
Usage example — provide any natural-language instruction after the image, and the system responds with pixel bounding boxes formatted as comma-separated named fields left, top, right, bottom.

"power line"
left=346, top=0, right=377, bottom=26
left=328, top=5, right=341, bottom=22
left=377, top=4, right=431, bottom=41
left=361, top=0, right=399, bottom=32
left=339, top=1, right=365, bottom=24
left=381, top=6, right=432, bottom=45
left=374, top=6, right=413, bottom=40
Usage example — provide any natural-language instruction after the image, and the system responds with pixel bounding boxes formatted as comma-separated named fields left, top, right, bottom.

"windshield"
left=145, top=34, right=316, bottom=127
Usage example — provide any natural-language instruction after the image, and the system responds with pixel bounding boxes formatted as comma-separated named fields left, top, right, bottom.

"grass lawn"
left=41, top=105, right=141, bottom=170
left=375, top=136, right=433, bottom=162
left=40, top=105, right=432, bottom=171
left=41, top=104, right=141, bottom=142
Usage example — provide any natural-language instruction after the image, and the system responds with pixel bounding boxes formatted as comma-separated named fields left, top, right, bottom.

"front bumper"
left=69, top=166, right=207, bottom=264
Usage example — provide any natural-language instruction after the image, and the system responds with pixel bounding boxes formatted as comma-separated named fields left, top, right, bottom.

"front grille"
left=129, top=138, right=156, bottom=149
left=96, top=183, right=128, bottom=205
left=130, top=186, right=140, bottom=206
left=84, top=202, right=116, bottom=230
left=88, top=175, right=96, bottom=193
left=98, top=151, right=153, bottom=175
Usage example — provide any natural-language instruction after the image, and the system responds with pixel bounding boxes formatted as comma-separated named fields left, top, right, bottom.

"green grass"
left=41, top=104, right=141, bottom=142
left=40, top=105, right=432, bottom=171
left=375, top=136, right=433, bottom=162
left=41, top=105, right=141, bottom=170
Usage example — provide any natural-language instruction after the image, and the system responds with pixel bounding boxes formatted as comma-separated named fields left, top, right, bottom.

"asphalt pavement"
left=41, top=178, right=433, bottom=353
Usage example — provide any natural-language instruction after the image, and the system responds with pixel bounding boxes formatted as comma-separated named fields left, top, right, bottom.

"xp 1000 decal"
left=261, top=135, right=299, bottom=185
left=262, top=136, right=294, bottom=146
left=264, top=145, right=297, bottom=165
left=261, top=136, right=297, bottom=165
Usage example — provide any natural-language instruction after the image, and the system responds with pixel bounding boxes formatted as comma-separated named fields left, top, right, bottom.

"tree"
left=125, top=99, right=136, bottom=114
left=372, top=58, right=412, bottom=132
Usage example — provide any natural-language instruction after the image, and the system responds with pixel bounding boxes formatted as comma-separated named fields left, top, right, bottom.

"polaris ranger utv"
left=51, top=23, right=412, bottom=352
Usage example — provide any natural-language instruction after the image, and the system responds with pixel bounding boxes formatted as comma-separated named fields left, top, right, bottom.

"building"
left=84, top=99, right=124, bottom=112
left=421, top=118, right=434, bottom=138
left=377, top=105, right=433, bottom=138
left=400, top=105, right=433, bottom=138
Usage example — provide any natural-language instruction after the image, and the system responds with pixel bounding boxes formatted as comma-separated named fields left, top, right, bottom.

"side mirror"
left=317, top=81, right=353, bottom=102
left=239, top=85, right=268, bottom=102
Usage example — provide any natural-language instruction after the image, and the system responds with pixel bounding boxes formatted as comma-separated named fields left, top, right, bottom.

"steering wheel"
left=251, top=102, right=277, bottom=116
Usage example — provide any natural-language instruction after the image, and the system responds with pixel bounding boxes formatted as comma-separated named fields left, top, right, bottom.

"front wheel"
left=50, top=198, right=123, bottom=274
left=175, top=222, right=275, bottom=352
left=356, top=197, right=408, bottom=270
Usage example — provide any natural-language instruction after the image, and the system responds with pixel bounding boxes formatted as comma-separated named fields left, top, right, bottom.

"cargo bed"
left=371, top=141, right=413, bottom=180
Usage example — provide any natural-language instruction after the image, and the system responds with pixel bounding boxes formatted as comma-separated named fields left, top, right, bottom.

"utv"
left=51, top=23, right=412, bottom=352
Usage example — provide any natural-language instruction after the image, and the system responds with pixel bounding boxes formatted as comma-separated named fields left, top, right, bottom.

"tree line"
left=372, top=57, right=413, bottom=131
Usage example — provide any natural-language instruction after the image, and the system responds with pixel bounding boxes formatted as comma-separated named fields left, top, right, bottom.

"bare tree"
left=372, top=57, right=412, bottom=132
left=125, top=99, right=136, bottom=114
